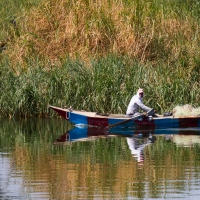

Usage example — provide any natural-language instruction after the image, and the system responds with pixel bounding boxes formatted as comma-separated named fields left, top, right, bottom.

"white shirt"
left=126, top=93, right=151, bottom=115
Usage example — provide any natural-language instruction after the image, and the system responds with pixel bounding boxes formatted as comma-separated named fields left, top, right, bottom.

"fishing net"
left=173, top=104, right=200, bottom=117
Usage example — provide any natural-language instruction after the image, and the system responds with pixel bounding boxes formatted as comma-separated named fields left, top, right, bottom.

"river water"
left=1, top=117, right=200, bottom=200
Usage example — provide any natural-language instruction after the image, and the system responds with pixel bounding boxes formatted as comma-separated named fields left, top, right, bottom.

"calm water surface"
left=1, top=117, right=200, bottom=200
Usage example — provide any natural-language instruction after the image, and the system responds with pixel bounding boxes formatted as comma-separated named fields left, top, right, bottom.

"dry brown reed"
left=4, top=0, right=200, bottom=68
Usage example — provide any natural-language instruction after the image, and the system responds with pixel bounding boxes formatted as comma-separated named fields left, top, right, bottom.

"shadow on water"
left=1, top=118, right=200, bottom=199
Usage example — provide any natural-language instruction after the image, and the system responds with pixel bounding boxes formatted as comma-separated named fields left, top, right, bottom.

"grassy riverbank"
left=0, top=0, right=199, bottom=117
left=0, top=55, right=199, bottom=117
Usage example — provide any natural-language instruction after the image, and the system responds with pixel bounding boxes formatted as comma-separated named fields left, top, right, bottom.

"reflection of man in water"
left=126, top=134, right=155, bottom=163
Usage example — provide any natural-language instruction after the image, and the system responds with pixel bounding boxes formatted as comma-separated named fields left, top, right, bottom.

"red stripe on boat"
left=179, top=118, right=198, bottom=128
left=134, top=118, right=156, bottom=128
left=87, top=117, right=109, bottom=127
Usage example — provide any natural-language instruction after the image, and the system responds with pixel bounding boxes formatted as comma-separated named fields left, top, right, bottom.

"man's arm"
left=137, top=100, right=151, bottom=112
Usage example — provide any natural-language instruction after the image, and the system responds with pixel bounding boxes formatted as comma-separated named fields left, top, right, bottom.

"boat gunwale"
left=49, top=105, right=200, bottom=120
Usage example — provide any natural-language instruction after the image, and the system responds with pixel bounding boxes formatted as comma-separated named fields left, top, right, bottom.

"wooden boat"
left=49, top=105, right=200, bottom=129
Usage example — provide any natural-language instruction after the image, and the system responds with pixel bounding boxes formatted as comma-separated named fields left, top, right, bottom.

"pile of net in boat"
left=173, top=104, right=200, bottom=117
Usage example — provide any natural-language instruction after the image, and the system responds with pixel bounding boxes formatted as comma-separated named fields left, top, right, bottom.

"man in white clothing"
left=126, top=88, right=153, bottom=117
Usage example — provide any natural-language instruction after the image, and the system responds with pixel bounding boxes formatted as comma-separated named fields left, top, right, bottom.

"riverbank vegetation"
left=0, top=0, right=199, bottom=117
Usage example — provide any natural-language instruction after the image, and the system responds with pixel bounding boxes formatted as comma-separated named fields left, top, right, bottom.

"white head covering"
left=137, top=88, right=144, bottom=99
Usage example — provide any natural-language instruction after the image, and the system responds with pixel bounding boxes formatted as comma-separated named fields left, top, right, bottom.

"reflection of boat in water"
left=109, top=127, right=200, bottom=136
left=54, top=127, right=156, bottom=164
left=54, top=127, right=200, bottom=143
left=54, top=127, right=200, bottom=163
left=54, top=127, right=153, bottom=143
left=55, top=127, right=108, bottom=143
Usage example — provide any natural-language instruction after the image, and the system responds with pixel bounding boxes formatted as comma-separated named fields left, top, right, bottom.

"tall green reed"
left=0, top=55, right=199, bottom=117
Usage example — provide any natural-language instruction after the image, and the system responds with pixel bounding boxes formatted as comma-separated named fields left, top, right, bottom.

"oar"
left=106, top=113, right=145, bottom=129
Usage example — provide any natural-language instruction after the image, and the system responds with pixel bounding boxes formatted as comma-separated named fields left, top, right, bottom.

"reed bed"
left=0, top=0, right=199, bottom=117
left=0, top=55, right=199, bottom=117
